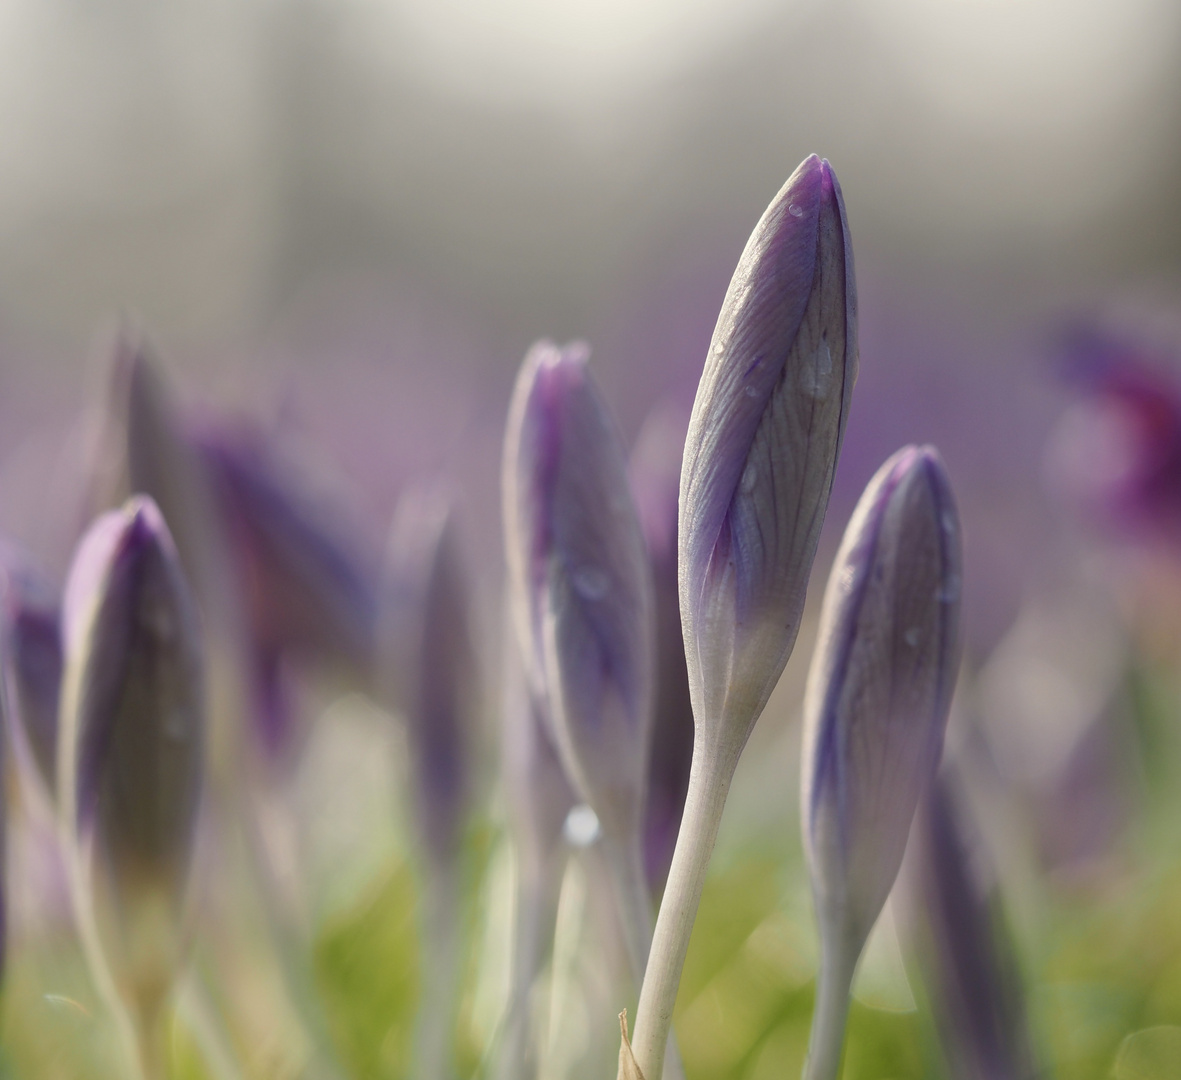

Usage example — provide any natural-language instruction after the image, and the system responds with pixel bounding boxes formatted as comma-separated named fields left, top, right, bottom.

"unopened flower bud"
left=502, top=340, right=655, bottom=846
left=799, top=444, right=962, bottom=1080
left=383, top=484, right=477, bottom=865
left=680, top=154, right=856, bottom=761
left=630, top=402, right=694, bottom=892
left=630, top=158, right=856, bottom=1080
left=58, top=495, right=205, bottom=1039
left=905, top=770, right=1037, bottom=1080
left=1, top=558, right=62, bottom=797
left=198, top=427, right=377, bottom=674
left=502, top=340, right=659, bottom=993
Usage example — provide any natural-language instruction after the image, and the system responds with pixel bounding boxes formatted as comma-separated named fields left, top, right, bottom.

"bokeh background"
left=2, top=0, right=1180, bottom=594
left=4, top=2, right=1181, bottom=1077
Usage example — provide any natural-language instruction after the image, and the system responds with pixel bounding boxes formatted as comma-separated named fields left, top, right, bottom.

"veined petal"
left=502, top=341, right=655, bottom=839
left=680, top=155, right=857, bottom=754
left=801, top=445, right=961, bottom=942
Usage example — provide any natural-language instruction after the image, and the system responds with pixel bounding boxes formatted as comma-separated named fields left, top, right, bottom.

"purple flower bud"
left=1, top=559, right=62, bottom=797
left=630, top=402, right=694, bottom=892
left=98, top=330, right=220, bottom=596
left=906, top=770, right=1037, bottom=1080
left=502, top=341, right=655, bottom=844
left=58, top=496, right=205, bottom=1020
left=197, top=426, right=378, bottom=678
left=383, top=484, right=477, bottom=865
left=799, top=445, right=961, bottom=1080
left=679, top=154, right=856, bottom=760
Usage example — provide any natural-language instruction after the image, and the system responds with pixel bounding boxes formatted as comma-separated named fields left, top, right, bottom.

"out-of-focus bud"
left=1, top=557, right=62, bottom=798
left=381, top=483, right=480, bottom=1080
left=679, top=153, right=856, bottom=762
left=1047, top=325, right=1181, bottom=546
left=58, top=496, right=205, bottom=1069
left=382, top=483, right=477, bottom=865
left=197, top=426, right=378, bottom=682
left=502, top=340, right=657, bottom=987
left=799, top=444, right=962, bottom=1080
left=96, top=329, right=222, bottom=597
left=630, top=402, right=694, bottom=893
left=502, top=341, right=655, bottom=849
left=904, top=769, right=1038, bottom=1080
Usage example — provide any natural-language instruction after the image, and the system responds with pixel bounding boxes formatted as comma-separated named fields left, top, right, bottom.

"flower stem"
left=801, top=935, right=857, bottom=1080
left=629, top=739, right=737, bottom=1080
left=599, top=832, right=655, bottom=991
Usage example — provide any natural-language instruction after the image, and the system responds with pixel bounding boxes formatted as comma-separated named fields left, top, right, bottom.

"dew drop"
left=798, top=339, right=833, bottom=399
left=788, top=203, right=804, bottom=218
left=744, top=385, right=759, bottom=398
left=573, top=565, right=609, bottom=600
left=564, top=804, right=601, bottom=847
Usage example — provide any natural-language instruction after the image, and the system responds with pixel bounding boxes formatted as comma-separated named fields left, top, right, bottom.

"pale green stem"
left=801, top=934, right=858, bottom=1080
left=630, top=739, right=738, bottom=1080
left=599, top=832, right=655, bottom=991
left=176, top=971, right=246, bottom=1080
left=495, top=849, right=565, bottom=1080
left=414, top=859, right=463, bottom=1080
left=137, top=1002, right=169, bottom=1080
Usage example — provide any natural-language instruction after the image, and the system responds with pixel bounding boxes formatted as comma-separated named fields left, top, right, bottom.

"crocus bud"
left=383, top=483, right=477, bottom=865
left=629, top=158, right=856, bottom=1080
left=799, top=444, right=962, bottom=1080
left=630, top=402, right=694, bottom=892
left=502, top=340, right=658, bottom=994
left=1, top=559, right=62, bottom=797
left=905, top=769, right=1037, bottom=1080
left=680, top=154, right=856, bottom=761
left=196, top=426, right=379, bottom=755
left=502, top=341, right=655, bottom=848
left=58, top=496, right=205, bottom=1055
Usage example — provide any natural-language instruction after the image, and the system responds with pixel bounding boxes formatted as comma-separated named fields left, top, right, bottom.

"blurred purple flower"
left=679, top=153, right=856, bottom=760
left=1, top=556, right=62, bottom=797
left=906, top=769, right=1038, bottom=1080
left=59, top=495, right=204, bottom=1029
left=383, top=483, right=477, bottom=865
left=799, top=444, right=961, bottom=1080
left=629, top=401, right=694, bottom=893
left=196, top=425, right=378, bottom=674
left=1047, top=325, right=1181, bottom=545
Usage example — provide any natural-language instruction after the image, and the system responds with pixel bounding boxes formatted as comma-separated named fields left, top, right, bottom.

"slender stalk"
left=137, top=1001, right=169, bottom=1080
left=630, top=738, right=738, bottom=1080
left=599, top=832, right=655, bottom=991
left=801, top=934, right=857, bottom=1080
left=176, top=971, right=246, bottom=1080
left=495, top=850, right=565, bottom=1080
left=415, top=859, right=463, bottom=1080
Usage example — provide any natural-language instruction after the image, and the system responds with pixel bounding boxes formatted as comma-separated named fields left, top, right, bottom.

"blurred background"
left=1, top=0, right=1179, bottom=611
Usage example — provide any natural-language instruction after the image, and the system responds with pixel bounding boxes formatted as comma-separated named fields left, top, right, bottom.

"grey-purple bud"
left=679, top=154, right=857, bottom=762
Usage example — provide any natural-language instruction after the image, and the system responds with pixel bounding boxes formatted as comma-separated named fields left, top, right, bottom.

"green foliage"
left=314, top=859, right=420, bottom=1080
